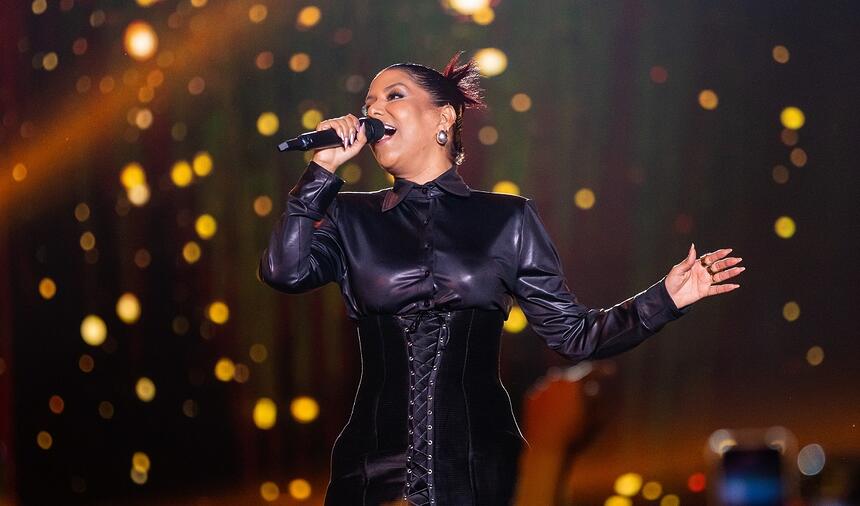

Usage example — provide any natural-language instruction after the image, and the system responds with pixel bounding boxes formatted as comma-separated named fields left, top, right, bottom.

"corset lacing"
left=398, top=310, right=452, bottom=506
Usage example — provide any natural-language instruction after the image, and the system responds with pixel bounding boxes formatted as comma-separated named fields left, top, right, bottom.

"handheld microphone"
left=277, top=117, right=387, bottom=152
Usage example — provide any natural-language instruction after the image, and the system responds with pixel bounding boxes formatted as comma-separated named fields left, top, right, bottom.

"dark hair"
left=384, top=52, right=486, bottom=165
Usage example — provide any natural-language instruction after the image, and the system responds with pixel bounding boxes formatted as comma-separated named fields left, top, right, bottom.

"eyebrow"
left=365, top=82, right=408, bottom=102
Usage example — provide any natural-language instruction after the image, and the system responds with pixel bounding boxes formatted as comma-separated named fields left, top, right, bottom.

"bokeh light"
left=289, top=53, right=311, bottom=72
left=797, top=443, right=826, bottom=475
left=614, top=472, right=643, bottom=496
left=132, top=452, right=151, bottom=473
left=472, top=6, right=495, bottom=25
left=75, top=202, right=90, bottom=222
left=120, top=163, right=146, bottom=189
left=250, top=344, right=269, bottom=363
left=248, top=4, right=268, bottom=23
left=780, top=106, right=805, bottom=130
left=208, top=300, right=230, bottom=324
left=98, top=401, right=114, bottom=418
left=257, top=112, right=279, bottom=136
left=492, top=180, right=520, bottom=195
left=49, top=395, right=65, bottom=414
left=253, top=398, right=278, bottom=429
left=660, top=494, right=680, bottom=506
left=449, top=0, right=490, bottom=15
left=116, top=292, right=142, bottom=324
left=135, top=377, right=156, bottom=402
left=195, top=214, right=218, bottom=240
left=123, top=21, right=158, bottom=61
left=574, top=188, right=596, bottom=210
left=774, top=216, right=796, bottom=238
left=193, top=152, right=213, bottom=177
left=296, top=6, right=322, bottom=29
left=79, top=354, right=95, bottom=373
left=605, top=496, right=632, bottom=506
left=510, top=93, right=532, bottom=112
left=642, top=481, right=662, bottom=500
left=171, top=161, right=193, bottom=187
left=473, top=48, right=508, bottom=77
left=253, top=196, right=273, bottom=217
left=790, top=147, right=807, bottom=167
left=698, top=89, right=719, bottom=110
left=214, top=358, right=236, bottom=382
left=782, top=301, right=800, bottom=322
left=503, top=306, right=527, bottom=333
left=806, top=345, right=824, bottom=366
left=478, top=126, right=498, bottom=145
left=288, top=478, right=312, bottom=500
left=12, top=163, right=28, bottom=182
left=39, top=277, right=57, bottom=299
left=301, top=109, right=323, bottom=129
left=37, top=431, right=53, bottom=450
left=80, top=315, right=107, bottom=346
left=687, top=472, right=706, bottom=492
left=260, top=481, right=280, bottom=501
left=772, top=45, right=790, bottom=63
left=290, top=396, right=320, bottom=423
left=183, top=241, right=202, bottom=263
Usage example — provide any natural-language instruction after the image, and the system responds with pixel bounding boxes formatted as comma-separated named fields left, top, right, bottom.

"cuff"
left=287, top=161, right=345, bottom=219
left=637, top=276, right=692, bottom=332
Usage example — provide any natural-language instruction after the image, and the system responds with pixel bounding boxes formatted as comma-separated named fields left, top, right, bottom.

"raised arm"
left=258, top=161, right=346, bottom=293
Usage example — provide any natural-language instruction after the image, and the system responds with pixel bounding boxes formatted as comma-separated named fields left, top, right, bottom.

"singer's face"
left=363, top=69, right=447, bottom=174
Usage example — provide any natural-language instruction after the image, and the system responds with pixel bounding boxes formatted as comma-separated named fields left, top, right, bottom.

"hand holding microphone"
left=278, top=115, right=387, bottom=173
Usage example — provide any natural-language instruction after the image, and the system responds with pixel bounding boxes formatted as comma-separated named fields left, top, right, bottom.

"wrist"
left=311, top=155, right=337, bottom=174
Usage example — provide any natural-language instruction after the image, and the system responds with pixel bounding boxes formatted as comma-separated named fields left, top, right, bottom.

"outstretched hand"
left=664, top=244, right=744, bottom=309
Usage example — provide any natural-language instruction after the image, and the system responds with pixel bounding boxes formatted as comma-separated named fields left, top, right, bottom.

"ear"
left=437, top=103, right=457, bottom=132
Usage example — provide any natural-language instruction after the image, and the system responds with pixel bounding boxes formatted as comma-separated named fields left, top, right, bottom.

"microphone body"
left=278, top=117, right=386, bottom=152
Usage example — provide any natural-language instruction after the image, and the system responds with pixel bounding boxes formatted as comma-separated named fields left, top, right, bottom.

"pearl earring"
left=436, top=130, right=448, bottom=146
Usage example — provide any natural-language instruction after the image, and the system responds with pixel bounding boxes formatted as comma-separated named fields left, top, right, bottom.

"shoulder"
left=468, top=189, right=532, bottom=216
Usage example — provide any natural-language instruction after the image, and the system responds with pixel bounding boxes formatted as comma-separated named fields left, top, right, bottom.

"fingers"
left=316, top=114, right=361, bottom=147
left=708, top=283, right=740, bottom=296
left=699, top=248, right=733, bottom=267
left=674, top=243, right=697, bottom=274
left=712, top=265, right=745, bottom=283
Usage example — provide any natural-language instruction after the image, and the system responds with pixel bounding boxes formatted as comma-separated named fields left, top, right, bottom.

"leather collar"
left=381, top=166, right=471, bottom=212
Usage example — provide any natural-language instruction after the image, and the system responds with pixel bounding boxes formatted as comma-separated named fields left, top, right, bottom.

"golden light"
left=80, top=231, right=96, bottom=251
left=615, top=472, right=643, bottom=496
left=574, top=188, right=596, bottom=210
left=642, top=481, right=663, bottom=500
left=127, top=183, right=151, bottom=206
left=474, top=48, right=507, bottom=77
left=510, top=93, right=532, bottom=112
left=253, top=398, right=278, bottom=429
left=134, top=108, right=153, bottom=129
left=79, top=354, right=95, bottom=373
left=492, top=180, right=520, bottom=195
left=208, top=300, right=230, bottom=324
left=135, top=377, right=156, bottom=402
left=503, top=306, right=527, bottom=333
left=75, top=202, right=90, bottom=221
left=255, top=51, right=274, bottom=70
left=42, top=52, right=59, bottom=71
left=253, top=196, right=273, bottom=217
left=660, top=494, right=680, bottom=506
left=774, top=216, right=796, bottom=239
left=341, top=163, right=362, bottom=184
left=790, top=147, right=807, bottom=167
left=296, top=6, right=322, bottom=29
left=260, top=481, right=280, bottom=501
left=37, top=431, right=53, bottom=450
left=248, top=4, right=268, bottom=23
left=171, top=160, right=193, bottom=187
left=12, top=163, right=28, bottom=182
left=782, top=301, right=800, bottom=322
left=605, top=496, right=632, bottom=506
left=39, top=277, right=57, bottom=299
left=195, top=214, right=217, bottom=240
left=98, top=400, right=114, bottom=418
left=193, top=151, right=213, bottom=176
left=698, top=89, right=719, bottom=110
left=214, top=358, right=236, bottom=382
left=289, top=53, right=311, bottom=72
left=80, top=315, right=107, bottom=346
left=291, top=396, right=320, bottom=423
left=772, top=165, right=789, bottom=184
left=289, top=479, right=312, bottom=500
left=190, top=0, right=207, bottom=6
left=49, top=395, right=65, bottom=414
left=146, top=69, right=164, bottom=87
left=472, top=7, right=495, bottom=25
left=132, top=452, right=151, bottom=473
left=806, top=346, right=824, bottom=366
left=182, top=241, right=202, bottom=263
left=116, top=292, right=141, bottom=324
left=136, top=0, right=160, bottom=6
left=449, top=0, right=490, bottom=15
left=130, top=468, right=148, bottom=485
left=257, top=112, right=279, bottom=136
left=249, top=343, right=268, bottom=363
left=301, top=108, right=323, bottom=129
left=773, top=45, right=790, bottom=63
left=478, top=126, right=498, bottom=145
left=781, top=128, right=798, bottom=146
left=780, top=106, right=805, bottom=130
left=120, top=162, right=146, bottom=189
left=124, top=21, right=159, bottom=62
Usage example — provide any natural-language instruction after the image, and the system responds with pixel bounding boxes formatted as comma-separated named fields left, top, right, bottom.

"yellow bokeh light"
left=190, top=0, right=207, bottom=6
left=32, top=0, right=47, bottom=14
left=195, top=214, right=217, bottom=240
left=214, top=358, right=236, bottom=382
left=789, top=147, right=807, bottom=167
left=806, top=345, right=824, bottom=366
left=98, top=400, right=114, bottom=419
left=39, top=277, right=57, bottom=300
left=615, top=472, right=643, bottom=496
left=136, top=0, right=159, bottom=7
left=253, top=195, right=273, bottom=217
left=42, top=52, right=58, bottom=71
left=642, top=481, right=663, bottom=500
left=132, top=452, right=151, bottom=473
left=127, top=183, right=151, bottom=207
left=257, top=112, right=279, bottom=136
left=492, top=180, right=520, bottom=195
left=124, top=21, right=158, bottom=62
left=116, top=292, right=141, bottom=324
left=193, top=152, right=213, bottom=177
left=504, top=306, right=527, bottom=333
left=260, top=481, right=280, bottom=501
left=80, top=315, right=107, bottom=346
left=574, top=188, right=596, bottom=210
left=291, top=396, right=320, bottom=423
left=782, top=301, right=800, bottom=322
left=774, top=216, right=796, bottom=239
left=248, top=4, right=268, bottom=23
left=605, top=496, right=632, bottom=506
left=772, top=165, right=789, bottom=184
left=12, top=163, right=28, bottom=182
left=75, top=202, right=91, bottom=222
left=289, top=478, right=312, bottom=500
left=449, top=0, right=490, bottom=15
left=296, top=6, right=322, bottom=29
left=37, top=431, right=53, bottom=450
left=660, top=494, right=680, bottom=506
left=472, top=6, right=495, bottom=25
left=120, top=162, right=146, bottom=189
left=342, top=163, right=362, bottom=184
left=253, top=398, right=278, bottom=430
left=80, top=231, right=96, bottom=251
left=250, top=344, right=268, bottom=363
left=130, top=468, right=148, bottom=485
left=183, top=241, right=202, bottom=263
left=699, top=89, right=719, bottom=110
left=135, top=377, right=156, bottom=402
left=478, top=126, right=498, bottom=145
left=780, top=106, right=805, bottom=130
left=171, top=160, right=193, bottom=187
left=208, top=301, right=230, bottom=324
left=773, top=45, right=790, bottom=63
left=474, top=48, right=508, bottom=77
left=510, top=93, right=532, bottom=112
left=302, top=109, right=323, bottom=129
left=289, top=53, right=311, bottom=72
left=135, top=108, right=153, bottom=129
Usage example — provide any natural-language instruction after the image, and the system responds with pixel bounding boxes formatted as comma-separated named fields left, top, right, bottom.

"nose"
left=366, top=102, right=385, bottom=118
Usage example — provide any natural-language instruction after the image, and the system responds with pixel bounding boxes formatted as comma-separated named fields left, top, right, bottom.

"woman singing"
left=259, top=53, right=744, bottom=506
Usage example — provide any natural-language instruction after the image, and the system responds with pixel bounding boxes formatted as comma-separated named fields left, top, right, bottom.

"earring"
left=436, top=130, right=448, bottom=146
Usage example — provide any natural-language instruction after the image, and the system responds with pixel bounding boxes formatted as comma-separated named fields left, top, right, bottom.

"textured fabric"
left=259, top=162, right=692, bottom=505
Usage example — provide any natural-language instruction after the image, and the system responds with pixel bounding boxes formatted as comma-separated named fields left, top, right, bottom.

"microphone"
left=277, top=117, right=387, bottom=152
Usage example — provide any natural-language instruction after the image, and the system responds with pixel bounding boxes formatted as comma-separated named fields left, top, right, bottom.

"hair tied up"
left=441, top=51, right=487, bottom=112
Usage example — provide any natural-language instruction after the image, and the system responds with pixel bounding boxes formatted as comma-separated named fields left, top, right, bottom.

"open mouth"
left=382, top=124, right=397, bottom=139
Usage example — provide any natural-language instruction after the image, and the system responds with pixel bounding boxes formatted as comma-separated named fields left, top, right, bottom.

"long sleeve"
left=258, top=161, right=346, bottom=293
left=512, top=199, right=691, bottom=363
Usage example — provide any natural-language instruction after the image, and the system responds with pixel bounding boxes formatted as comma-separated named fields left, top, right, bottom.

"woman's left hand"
left=664, top=243, right=744, bottom=309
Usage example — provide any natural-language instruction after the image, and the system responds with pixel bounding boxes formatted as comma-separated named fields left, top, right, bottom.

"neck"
left=395, top=158, right=453, bottom=185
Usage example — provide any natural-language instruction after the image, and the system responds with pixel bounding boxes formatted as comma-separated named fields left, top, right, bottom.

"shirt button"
left=421, top=187, right=428, bottom=194
left=423, top=270, right=430, bottom=278
left=423, top=217, right=430, bottom=225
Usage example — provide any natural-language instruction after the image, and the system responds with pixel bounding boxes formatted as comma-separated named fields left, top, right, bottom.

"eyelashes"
left=362, top=92, right=404, bottom=115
